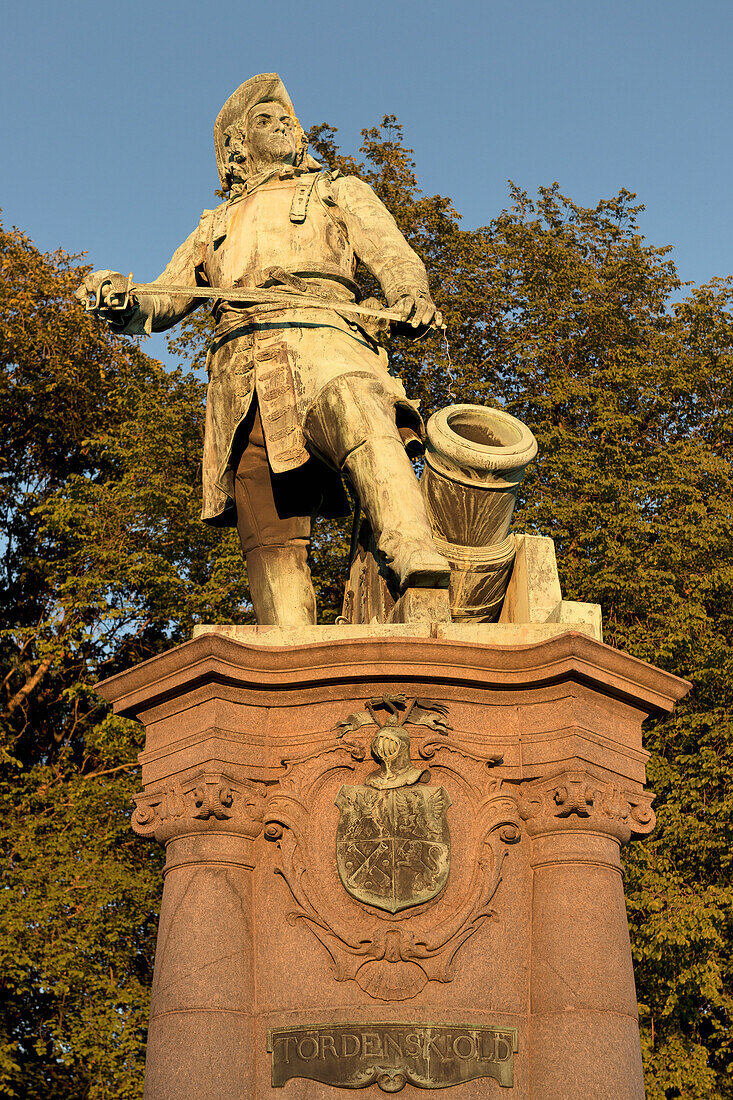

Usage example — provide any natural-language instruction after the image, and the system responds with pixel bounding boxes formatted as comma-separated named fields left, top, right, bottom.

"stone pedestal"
left=97, top=626, right=688, bottom=1099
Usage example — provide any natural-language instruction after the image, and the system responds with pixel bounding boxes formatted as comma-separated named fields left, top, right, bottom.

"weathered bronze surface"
left=336, top=783, right=451, bottom=913
left=268, top=1022, right=517, bottom=1091
left=341, top=404, right=539, bottom=626
left=335, top=697, right=451, bottom=912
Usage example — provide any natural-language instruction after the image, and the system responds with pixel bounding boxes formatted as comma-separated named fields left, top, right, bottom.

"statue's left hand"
left=393, top=293, right=443, bottom=332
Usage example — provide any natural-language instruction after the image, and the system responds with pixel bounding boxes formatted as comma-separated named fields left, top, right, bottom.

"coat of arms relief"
left=335, top=697, right=452, bottom=914
left=264, top=695, right=521, bottom=1002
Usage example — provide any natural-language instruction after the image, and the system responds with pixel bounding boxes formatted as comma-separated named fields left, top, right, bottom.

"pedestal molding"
left=98, top=630, right=690, bottom=722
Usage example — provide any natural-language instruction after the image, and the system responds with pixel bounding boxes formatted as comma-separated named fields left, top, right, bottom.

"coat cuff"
left=107, top=299, right=154, bottom=336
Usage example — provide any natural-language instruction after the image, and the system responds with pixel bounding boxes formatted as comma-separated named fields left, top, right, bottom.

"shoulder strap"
left=289, top=172, right=321, bottom=224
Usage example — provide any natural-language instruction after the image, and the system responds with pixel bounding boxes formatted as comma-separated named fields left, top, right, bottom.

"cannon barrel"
left=421, top=405, right=538, bottom=621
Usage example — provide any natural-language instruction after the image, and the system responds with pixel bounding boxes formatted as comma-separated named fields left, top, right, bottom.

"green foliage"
left=0, top=219, right=250, bottom=1096
left=3, top=116, right=733, bottom=1097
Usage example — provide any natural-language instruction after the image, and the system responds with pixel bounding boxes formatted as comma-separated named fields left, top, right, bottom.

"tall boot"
left=344, top=437, right=451, bottom=590
left=245, top=542, right=317, bottom=626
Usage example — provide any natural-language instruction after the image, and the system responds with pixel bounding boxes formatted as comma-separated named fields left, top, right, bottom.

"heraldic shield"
left=335, top=784, right=451, bottom=913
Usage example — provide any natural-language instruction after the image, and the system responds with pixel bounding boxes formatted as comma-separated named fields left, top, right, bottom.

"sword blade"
left=130, top=281, right=410, bottom=326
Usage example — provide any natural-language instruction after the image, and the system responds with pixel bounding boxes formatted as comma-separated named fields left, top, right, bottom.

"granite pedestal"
left=97, top=625, right=688, bottom=1099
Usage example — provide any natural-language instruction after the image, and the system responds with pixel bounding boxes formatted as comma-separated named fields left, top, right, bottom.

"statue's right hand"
left=75, top=270, right=132, bottom=314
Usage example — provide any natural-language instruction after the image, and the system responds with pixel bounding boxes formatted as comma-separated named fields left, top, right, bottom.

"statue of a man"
left=79, top=73, right=450, bottom=625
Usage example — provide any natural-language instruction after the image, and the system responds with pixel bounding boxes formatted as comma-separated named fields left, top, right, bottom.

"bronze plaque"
left=268, top=1022, right=517, bottom=1091
left=336, top=785, right=451, bottom=912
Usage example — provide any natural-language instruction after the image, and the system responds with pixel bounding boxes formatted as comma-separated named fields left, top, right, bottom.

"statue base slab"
left=388, top=586, right=452, bottom=623
left=97, top=626, right=688, bottom=1099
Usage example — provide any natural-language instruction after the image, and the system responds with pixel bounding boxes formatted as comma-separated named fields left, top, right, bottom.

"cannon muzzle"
left=421, top=405, right=538, bottom=621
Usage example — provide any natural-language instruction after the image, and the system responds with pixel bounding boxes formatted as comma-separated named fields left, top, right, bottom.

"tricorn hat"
left=213, top=72, right=320, bottom=190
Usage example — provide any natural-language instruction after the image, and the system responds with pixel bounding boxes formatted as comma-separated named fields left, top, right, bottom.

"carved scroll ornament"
left=132, top=772, right=266, bottom=843
left=518, top=769, right=655, bottom=843
left=264, top=705, right=521, bottom=1002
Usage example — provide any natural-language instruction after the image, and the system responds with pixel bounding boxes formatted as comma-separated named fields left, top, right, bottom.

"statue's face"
left=245, top=101, right=297, bottom=169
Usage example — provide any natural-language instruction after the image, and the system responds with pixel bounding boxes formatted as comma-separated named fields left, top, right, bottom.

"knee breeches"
left=234, top=376, right=414, bottom=556
left=234, top=404, right=320, bottom=555
left=304, top=374, right=407, bottom=467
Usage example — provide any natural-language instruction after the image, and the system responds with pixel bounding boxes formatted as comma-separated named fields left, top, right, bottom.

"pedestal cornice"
left=97, top=629, right=690, bottom=724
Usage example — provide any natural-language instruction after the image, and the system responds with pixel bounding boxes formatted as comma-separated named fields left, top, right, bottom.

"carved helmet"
left=213, top=72, right=320, bottom=191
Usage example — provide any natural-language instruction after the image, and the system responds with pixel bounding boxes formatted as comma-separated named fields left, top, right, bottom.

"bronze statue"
left=78, top=73, right=451, bottom=625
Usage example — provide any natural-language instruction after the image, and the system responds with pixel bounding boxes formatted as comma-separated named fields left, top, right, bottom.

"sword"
left=81, top=272, right=446, bottom=331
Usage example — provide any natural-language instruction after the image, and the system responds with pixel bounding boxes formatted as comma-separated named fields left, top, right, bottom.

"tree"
left=290, top=123, right=733, bottom=1094
left=300, top=126, right=733, bottom=1094
left=0, top=218, right=250, bottom=1097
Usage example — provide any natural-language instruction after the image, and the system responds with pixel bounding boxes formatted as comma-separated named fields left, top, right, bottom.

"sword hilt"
left=83, top=272, right=134, bottom=312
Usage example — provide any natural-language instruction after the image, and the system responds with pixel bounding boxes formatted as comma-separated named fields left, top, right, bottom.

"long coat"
left=118, top=168, right=431, bottom=524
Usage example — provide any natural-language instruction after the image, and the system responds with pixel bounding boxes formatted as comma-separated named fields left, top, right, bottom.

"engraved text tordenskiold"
left=268, top=1022, right=517, bottom=1091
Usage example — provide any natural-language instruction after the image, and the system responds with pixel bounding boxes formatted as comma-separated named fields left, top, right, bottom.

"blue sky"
left=3, top=0, right=732, bottom=365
